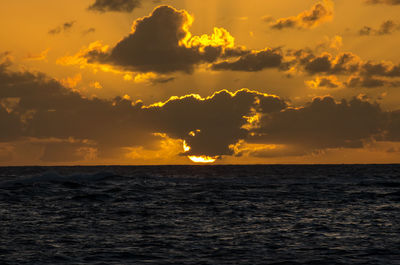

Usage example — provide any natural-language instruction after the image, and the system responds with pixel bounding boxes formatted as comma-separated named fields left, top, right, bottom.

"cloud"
left=58, top=73, right=82, bottom=89
left=2, top=59, right=400, bottom=163
left=306, top=75, right=342, bottom=89
left=206, top=38, right=397, bottom=78
left=345, top=76, right=400, bottom=88
left=315, top=35, right=343, bottom=51
left=38, top=138, right=97, bottom=162
left=65, top=5, right=247, bottom=74
left=359, top=61, right=400, bottom=77
left=82, top=28, right=96, bottom=35
left=0, top=104, right=22, bottom=142
left=261, top=15, right=274, bottom=23
left=0, top=62, right=157, bottom=160
left=346, top=76, right=384, bottom=88
left=250, top=96, right=387, bottom=151
left=386, top=110, right=400, bottom=141
left=25, top=49, right=50, bottom=61
left=211, top=48, right=287, bottom=72
left=48, top=21, right=76, bottom=35
left=364, top=0, right=400, bottom=5
left=87, top=0, right=167, bottom=13
left=269, top=0, right=334, bottom=30
left=0, top=61, right=285, bottom=160
left=359, top=20, right=400, bottom=36
left=60, top=4, right=398, bottom=87
left=229, top=140, right=306, bottom=158
left=0, top=51, right=13, bottom=66
left=145, top=89, right=287, bottom=157
left=359, top=26, right=373, bottom=36
left=296, top=52, right=361, bottom=75
left=88, top=0, right=142, bottom=13
left=288, top=50, right=400, bottom=87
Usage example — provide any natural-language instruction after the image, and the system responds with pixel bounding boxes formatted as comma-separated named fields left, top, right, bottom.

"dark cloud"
left=296, top=52, right=360, bottom=75
left=81, top=5, right=247, bottom=73
left=82, top=28, right=96, bottom=35
left=211, top=48, right=286, bottom=72
left=0, top=62, right=157, bottom=161
left=346, top=76, right=386, bottom=88
left=0, top=105, right=22, bottom=142
left=364, top=0, right=400, bottom=5
left=386, top=110, right=400, bottom=141
left=359, top=26, right=373, bottom=36
left=269, top=0, right=334, bottom=30
left=304, top=54, right=333, bottom=73
left=287, top=50, right=400, bottom=87
left=359, top=20, right=400, bottom=36
left=250, top=96, right=387, bottom=151
left=0, top=61, right=285, bottom=160
left=2, top=59, right=400, bottom=162
left=209, top=49, right=363, bottom=76
left=271, top=19, right=297, bottom=30
left=88, top=0, right=142, bottom=13
left=151, top=76, right=175, bottom=84
left=39, top=140, right=96, bottom=163
left=345, top=76, right=400, bottom=88
left=145, top=90, right=287, bottom=157
left=48, top=21, right=76, bottom=35
left=105, top=5, right=200, bottom=73
left=359, top=61, right=400, bottom=78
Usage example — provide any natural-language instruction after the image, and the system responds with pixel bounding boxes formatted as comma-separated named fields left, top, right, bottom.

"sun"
left=183, top=141, right=217, bottom=163
left=188, top=155, right=217, bottom=163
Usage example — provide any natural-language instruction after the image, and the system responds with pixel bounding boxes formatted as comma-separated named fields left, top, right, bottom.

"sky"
left=1, top=0, right=400, bottom=165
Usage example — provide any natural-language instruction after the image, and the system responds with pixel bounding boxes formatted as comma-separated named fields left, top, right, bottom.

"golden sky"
left=1, top=0, right=400, bottom=165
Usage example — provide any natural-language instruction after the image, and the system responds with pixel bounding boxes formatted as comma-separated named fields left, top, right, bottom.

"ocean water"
left=1, top=165, right=400, bottom=265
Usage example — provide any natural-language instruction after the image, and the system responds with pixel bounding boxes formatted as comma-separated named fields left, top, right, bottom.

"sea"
left=0, top=165, right=399, bottom=264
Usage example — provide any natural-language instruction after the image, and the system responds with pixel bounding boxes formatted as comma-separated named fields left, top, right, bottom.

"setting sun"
left=188, top=155, right=218, bottom=163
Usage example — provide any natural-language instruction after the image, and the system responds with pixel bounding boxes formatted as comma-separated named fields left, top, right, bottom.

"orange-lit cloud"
left=306, top=75, right=342, bottom=89
left=56, top=4, right=400, bottom=91
left=25, top=49, right=50, bottom=61
left=316, top=35, right=343, bottom=51
left=270, top=0, right=334, bottom=30
left=4, top=1, right=400, bottom=166
left=229, top=140, right=304, bottom=158
left=57, top=41, right=111, bottom=70
left=63, top=5, right=247, bottom=74
left=125, top=133, right=186, bottom=163
left=0, top=52, right=13, bottom=67
left=133, top=72, right=175, bottom=84
left=59, top=73, right=82, bottom=89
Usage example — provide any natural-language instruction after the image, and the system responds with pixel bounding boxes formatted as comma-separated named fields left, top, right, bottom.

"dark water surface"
left=1, top=165, right=400, bottom=264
